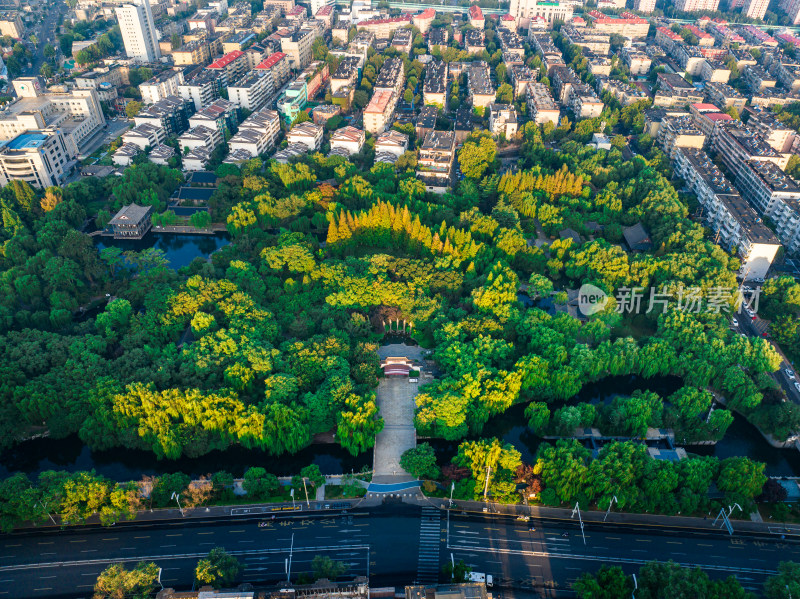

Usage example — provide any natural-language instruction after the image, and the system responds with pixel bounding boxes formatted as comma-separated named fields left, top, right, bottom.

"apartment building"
left=674, top=44, right=707, bottom=77
left=116, top=0, right=161, bottom=63
left=509, top=65, right=537, bottom=98
left=633, top=0, right=656, bottom=11
left=329, top=126, right=365, bottom=157
left=705, top=81, right=747, bottom=111
left=355, top=14, right=412, bottom=38
left=428, top=28, right=448, bottom=50
left=674, top=0, right=720, bottom=11
left=743, top=65, right=777, bottom=92
left=140, top=69, right=185, bottom=104
left=113, top=143, right=141, bottom=167
left=689, top=104, right=732, bottom=136
left=331, top=56, right=360, bottom=94
left=121, top=123, right=166, bottom=150
left=675, top=147, right=780, bottom=280
left=562, top=25, right=610, bottom=56
left=488, top=104, right=518, bottom=138
left=527, top=82, right=560, bottom=126
left=0, top=129, right=73, bottom=189
left=551, top=66, right=581, bottom=103
left=413, top=8, right=436, bottom=34
left=727, top=48, right=757, bottom=71
left=744, top=0, right=769, bottom=18
left=469, top=4, right=484, bottom=28
left=375, top=129, right=409, bottom=164
left=228, top=71, right=272, bottom=111
left=596, top=78, right=648, bottom=106
left=508, top=0, right=573, bottom=28
left=655, top=27, right=683, bottom=53
left=656, top=115, right=706, bottom=159
left=363, top=88, right=397, bottom=134
left=416, top=130, right=456, bottom=193
left=468, top=62, right=495, bottom=109
left=286, top=121, right=323, bottom=150
left=134, top=95, right=194, bottom=137
left=423, top=60, right=448, bottom=108
left=654, top=73, right=704, bottom=107
left=149, top=144, right=176, bottom=166
left=744, top=108, right=797, bottom=152
left=206, top=50, right=249, bottom=82
left=189, top=98, right=238, bottom=137
left=281, top=28, right=315, bottom=70
left=228, top=108, right=281, bottom=158
left=0, top=12, right=23, bottom=38
left=712, top=121, right=790, bottom=178
left=464, top=29, right=485, bottom=55
left=621, top=48, right=651, bottom=76
left=178, top=69, right=224, bottom=111
left=586, top=11, right=650, bottom=38
left=0, top=78, right=106, bottom=155
left=391, top=28, right=413, bottom=54
left=179, top=125, right=222, bottom=154
left=569, top=84, right=604, bottom=119
left=173, top=40, right=212, bottom=66
left=255, top=52, right=290, bottom=87
left=700, top=60, right=731, bottom=84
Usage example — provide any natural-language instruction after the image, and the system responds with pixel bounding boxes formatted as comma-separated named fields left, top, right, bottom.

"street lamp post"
left=170, top=492, right=184, bottom=517
left=603, top=495, right=619, bottom=522
left=302, top=477, right=310, bottom=507
left=290, top=488, right=295, bottom=509
left=286, top=532, right=295, bottom=583
left=483, top=466, right=491, bottom=500
left=631, top=573, right=637, bottom=599
left=449, top=481, right=455, bottom=508
left=571, top=502, right=586, bottom=545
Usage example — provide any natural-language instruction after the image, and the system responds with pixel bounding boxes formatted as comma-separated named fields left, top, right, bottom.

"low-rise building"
left=428, top=28, right=448, bottom=50
left=331, top=56, right=360, bottom=94
left=149, top=143, right=176, bottom=166
left=776, top=63, right=800, bottom=93
left=183, top=146, right=212, bottom=171
left=391, top=28, right=413, bottom=54
left=655, top=26, right=683, bottom=53
left=570, top=84, right=604, bottom=119
left=464, top=29, right=485, bottom=54
left=286, top=121, right=323, bottom=150
left=469, top=3, right=484, bottom=28
left=654, top=72, right=704, bottom=107
left=0, top=129, right=74, bottom=189
left=562, top=24, right=610, bottom=56
left=416, top=129, right=456, bottom=193
left=488, top=103, right=518, bottom=138
left=673, top=43, right=707, bottom=77
left=173, top=40, right=212, bottom=66
left=189, top=98, right=238, bottom=137
left=113, top=143, right=141, bottom=166
left=587, top=11, right=649, bottom=38
left=108, top=204, right=152, bottom=239
left=356, top=14, right=413, bottom=38
left=527, top=82, right=560, bottom=126
left=675, top=147, right=781, bottom=280
left=281, top=28, right=315, bottom=70
left=329, top=125, right=365, bottom=157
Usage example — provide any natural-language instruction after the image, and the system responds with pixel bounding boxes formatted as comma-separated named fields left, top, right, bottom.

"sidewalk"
left=412, top=496, right=796, bottom=537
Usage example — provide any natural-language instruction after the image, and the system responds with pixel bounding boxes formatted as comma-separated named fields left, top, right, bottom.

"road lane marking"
left=605, top=536, right=621, bottom=540
left=635, top=539, right=652, bottom=543
left=33, top=589, right=52, bottom=592
left=37, top=542, right=54, bottom=545
left=4, top=544, right=20, bottom=547
left=134, top=536, right=150, bottom=539
left=197, top=532, right=214, bottom=535
left=229, top=530, right=245, bottom=533
left=160, top=545, right=177, bottom=548
left=39, top=576, right=56, bottom=579
left=81, top=550, right=97, bottom=553
left=101, top=538, right=118, bottom=541
left=70, top=540, right=86, bottom=543
left=666, top=541, right=682, bottom=545
left=165, top=534, right=182, bottom=537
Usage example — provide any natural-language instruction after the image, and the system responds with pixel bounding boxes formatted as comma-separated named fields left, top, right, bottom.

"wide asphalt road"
left=0, top=504, right=794, bottom=598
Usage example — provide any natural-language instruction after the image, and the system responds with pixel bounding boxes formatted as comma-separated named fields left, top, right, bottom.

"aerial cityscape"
left=6, top=0, right=800, bottom=596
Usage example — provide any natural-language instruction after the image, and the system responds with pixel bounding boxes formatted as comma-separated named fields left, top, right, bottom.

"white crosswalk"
left=417, top=506, right=441, bottom=584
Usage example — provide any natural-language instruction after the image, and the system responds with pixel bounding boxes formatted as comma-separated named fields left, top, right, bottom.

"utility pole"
left=571, top=502, right=586, bottom=545
left=603, top=496, right=618, bottom=522
left=483, top=466, right=491, bottom=500
left=170, top=492, right=184, bottom=517
left=631, top=574, right=637, bottom=599
left=449, top=481, right=455, bottom=508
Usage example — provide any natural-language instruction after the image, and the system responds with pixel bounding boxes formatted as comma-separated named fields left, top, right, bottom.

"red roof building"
left=469, top=4, right=484, bottom=27
left=207, top=50, right=244, bottom=70
left=256, top=52, right=287, bottom=69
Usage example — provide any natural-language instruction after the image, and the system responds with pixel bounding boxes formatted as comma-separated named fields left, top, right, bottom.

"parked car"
left=731, top=318, right=739, bottom=327
left=786, top=369, right=795, bottom=380
left=794, top=382, right=800, bottom=393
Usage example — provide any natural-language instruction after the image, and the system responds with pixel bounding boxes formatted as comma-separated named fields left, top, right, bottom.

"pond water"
left=0, top=436, right=370, bottom=481
left=93, top=232, right=230, bottom=270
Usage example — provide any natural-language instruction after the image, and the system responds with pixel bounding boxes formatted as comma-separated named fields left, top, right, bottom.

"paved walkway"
left=373, top=377, right=420, bottom=482
left=367, top=480, right=422, bottom=493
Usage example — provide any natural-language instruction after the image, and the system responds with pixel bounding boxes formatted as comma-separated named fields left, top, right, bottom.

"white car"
left=731, top=318, right=739, bottom=327
left=787, top=369, right=796, bottom=380
left=794, top=382, right=800, bottom=393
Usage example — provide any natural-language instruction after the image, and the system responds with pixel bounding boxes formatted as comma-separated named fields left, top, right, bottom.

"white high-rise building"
left=309, top=0, right=334, bottom=13
left=115, top=0, right=161, bottom=63
left=743, top=0, right=769, bottom=19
